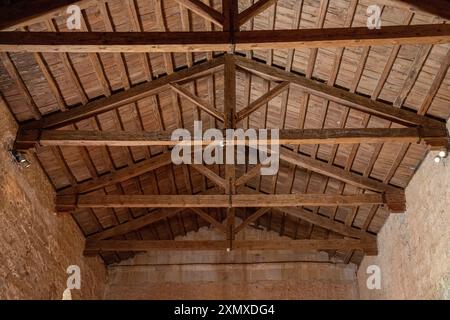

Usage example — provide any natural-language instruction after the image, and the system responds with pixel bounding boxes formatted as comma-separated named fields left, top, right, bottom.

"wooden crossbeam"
left=170, top=83, right=225, bottom=121
left=18, top=56, right=224, bottom=130
left=237, top=81, right=289, bottom=120
left=1, top=24, right=449, bottom=53
left=234, top=25, right=450, bottom=50
left=16, top=127, right=449, bottom=149
left=57, top=152, right=173, bottom=195
left=234, top=55, right=445, bottom=128
left=85, top=187, right=222, bottom=241
left=240, top=187, right=377, bottom=238
left=237, top=0, right=278, bottom=27
left=174, top=0, right=224, bottom=27
left=84, top=239, right=378, bottom=254
left=0, top=31, right=231, bottom=53
left=56, top=193, right=405, bottom=212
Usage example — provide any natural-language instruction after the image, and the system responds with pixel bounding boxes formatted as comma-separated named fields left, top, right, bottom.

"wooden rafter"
left=174, top=0, right=224, bottom=27
left=1, top=24, right=450, bottom=53
left=234, top=55, right=446, bottom=128
left=190, top=164, right=227, bottom=190
left=84, top=239, right=378, bottom=254
left=57, top=152, right=173, bottom=195
left=278, top=147, right=400, bottom=193
left=170, top=83, right=225, bottom=121
left=378, top=0, right=450, bottom=19
left=19, top=56, right=224, bottom=130
left=237, top=0, right=278, bottom=27
left=56, top=193, right=405, bottom=212
left=237, top=81, right=289, bottom=120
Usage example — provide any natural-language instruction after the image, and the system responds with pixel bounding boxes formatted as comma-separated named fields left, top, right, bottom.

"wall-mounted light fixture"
left=434, top=150, right=448, bottom=164
left=9, top=149, right=30, bottom=168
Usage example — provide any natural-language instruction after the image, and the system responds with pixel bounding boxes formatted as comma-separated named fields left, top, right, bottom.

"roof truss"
left=3, top=0, right=450, bottom=262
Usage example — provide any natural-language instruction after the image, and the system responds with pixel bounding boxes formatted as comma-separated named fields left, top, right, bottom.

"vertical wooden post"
left=222, top=1, right=238, bottom=250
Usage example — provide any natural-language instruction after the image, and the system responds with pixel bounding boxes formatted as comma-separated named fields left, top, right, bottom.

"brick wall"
left=0, top=99, right=106, bottom=299
left=105, top=227, right=359, bottom=300
left=357, top=122, right=450, bottom=299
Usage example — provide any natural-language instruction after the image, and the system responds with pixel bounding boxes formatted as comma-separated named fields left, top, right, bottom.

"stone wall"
left=105, top=227, right=359, bottom=300
left=357, top=122, right=450, bottom=299
left=0, top=99, right=106, bottom=299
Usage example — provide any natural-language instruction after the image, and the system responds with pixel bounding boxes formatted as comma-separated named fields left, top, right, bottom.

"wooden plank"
left=19, top=56, right=224, bottom=130
left=84, top=239, right=378, bottom=254
left=237, top=0, right=278, bottom=27
left=237, top=81, right=289, bottom=120
left=0, top=52, right=41, bottom=119
left=0, top=31, right=231, bottom=53
left=234, top=55, right=444, bottom=127
left=174, top=0, right=224, bottom=27
left=234, top=24, right=450, bottom=50
left=170, top=83, right=225, bottom=121
left=17, top=127, right=449, bottom=149
left=1, top=24, right=448, bottom=53
left=56, top=193, right=403, bottom=210
left=57, top=152, right=172, bottom=195
left=190, top=164, right=227, bottom=190
left=223, top=52, right=237, bottom=250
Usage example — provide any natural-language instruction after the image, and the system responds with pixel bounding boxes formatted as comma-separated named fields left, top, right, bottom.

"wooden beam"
left=170, top=83, right=225, bottom=121
left=191, top=208, right=227, bottom=233
left=223, top=52, right=237, bottom=250
left=86, top=208, right=184, bottom=242
left=234, top=55, right=445, bottom=127
left=279, top=147, right=400, bottom=193
left=190, top=164, right=227, bottom=190
left=2, top=24, right=449, bottom=53
left=17, top=126, right=449, bottom=149
left=56, top=193, right=405, bottom=211
left=392, top=0, right=450, bottom=19
left=0, top=31, right=231, bottom=53
left=234, top=24, right=450, bottom=50
left=237, top=0, right=278, bottom=27
left=237, top=81, right=289, bottom=120
left=0, top=0, right=87, bottom=30
left=174, top=0, right=224, bottom=27
left=19, top=56, right=224, bottom=130
left=84, top=239, right=378, bottom=254
left=57, top=152, right=173, bottom=195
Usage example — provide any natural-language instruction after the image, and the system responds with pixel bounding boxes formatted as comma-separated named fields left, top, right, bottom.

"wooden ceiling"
left=1, top=0, right=449, bottom=265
